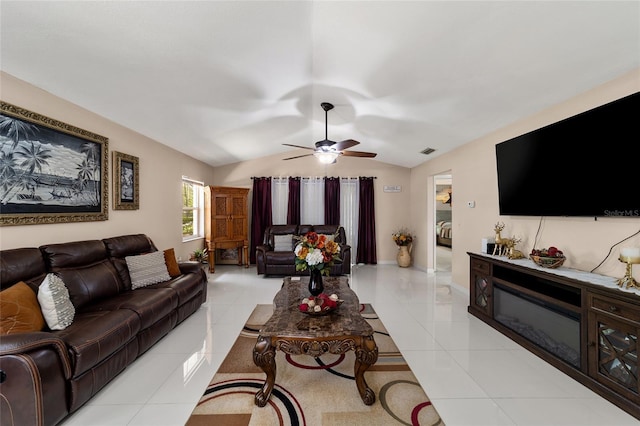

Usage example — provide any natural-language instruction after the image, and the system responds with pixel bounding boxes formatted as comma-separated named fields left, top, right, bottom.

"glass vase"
left=308, top=268, right=324, bottom=296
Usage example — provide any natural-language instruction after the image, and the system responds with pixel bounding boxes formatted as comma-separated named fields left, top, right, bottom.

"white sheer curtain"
left=271, top=177, right=289, bottom=225
left=300, top=177, right=325, bottom=225
left=340, top=177, right=359, bottom=264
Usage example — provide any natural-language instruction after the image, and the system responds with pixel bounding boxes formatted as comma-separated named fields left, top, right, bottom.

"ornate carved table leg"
left=253, top=335, right=276, bottom=407
left=354, top=335, right=378, bottom=405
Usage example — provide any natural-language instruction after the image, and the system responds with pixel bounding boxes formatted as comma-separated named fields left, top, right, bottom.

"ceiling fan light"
left=314, top=150, right=340, bottom=164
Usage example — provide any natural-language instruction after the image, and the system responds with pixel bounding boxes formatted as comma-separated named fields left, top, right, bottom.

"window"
left=182, top=177, right=204, bottom=241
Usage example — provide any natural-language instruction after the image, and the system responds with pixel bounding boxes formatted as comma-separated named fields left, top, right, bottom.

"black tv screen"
left=496, top=91, right=640, bottom=218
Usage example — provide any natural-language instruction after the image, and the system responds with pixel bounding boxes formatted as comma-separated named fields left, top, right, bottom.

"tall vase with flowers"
left=392, top=228, right=414, bottom=267
left=294, top=231, right=342, bottom=296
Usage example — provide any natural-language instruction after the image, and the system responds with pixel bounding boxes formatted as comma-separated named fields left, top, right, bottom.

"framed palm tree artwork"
left=0, top=101, right=109, bottom=226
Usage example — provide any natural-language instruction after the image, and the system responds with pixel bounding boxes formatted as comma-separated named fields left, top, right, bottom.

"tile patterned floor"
left=61, top=265, right=639, bottom=425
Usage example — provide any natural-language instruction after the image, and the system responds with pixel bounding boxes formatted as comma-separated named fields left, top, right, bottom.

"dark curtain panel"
left=286, top=177, right=301, bottom=225
left=250, top=177, right=272, bottom=264
left=324, top=177, right=340, bottom=225
left=356, top=177, right=377, bottom=264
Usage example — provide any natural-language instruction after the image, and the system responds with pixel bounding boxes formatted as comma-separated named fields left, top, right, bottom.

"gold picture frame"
left=0, top=101, right=109, bottom=226
left=113, top=151, right=139, bottom=210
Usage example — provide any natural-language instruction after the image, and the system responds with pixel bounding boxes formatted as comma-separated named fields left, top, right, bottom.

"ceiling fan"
left=282, top=102, right=377, bottom=164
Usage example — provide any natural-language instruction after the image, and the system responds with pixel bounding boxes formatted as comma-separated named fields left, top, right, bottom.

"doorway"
left=434, top=174, right=452, bottom=272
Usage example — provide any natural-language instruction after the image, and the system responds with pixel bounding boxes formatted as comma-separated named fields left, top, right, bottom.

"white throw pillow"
left=38, top=273, right=75, bottom=330
left=273, top=234, right=294, bottom=251
left=319, top=234, right=335, bottom=242
left=126, top=251, right=171, bottom=289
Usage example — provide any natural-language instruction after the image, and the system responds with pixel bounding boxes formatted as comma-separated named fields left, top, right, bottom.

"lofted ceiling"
left=1, top=1, right=638, bottom=169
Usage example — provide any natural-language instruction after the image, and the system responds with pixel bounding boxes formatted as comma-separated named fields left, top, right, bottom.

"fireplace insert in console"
left=494, top=283, right=581, bottom=367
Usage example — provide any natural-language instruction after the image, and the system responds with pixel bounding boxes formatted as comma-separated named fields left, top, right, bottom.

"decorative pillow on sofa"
left=126, top=251, right=171, bottom=289
left=319, top=234, right=335, bottom=242
left=0, top=281, right=46, bottom=335
left=273, top=234, right=294, bottom=251
left=163, top=248, right=181, bottom=278
left=38, top=273, right=75, bottom=331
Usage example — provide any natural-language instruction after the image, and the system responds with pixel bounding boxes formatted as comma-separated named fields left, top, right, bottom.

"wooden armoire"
left=204, top=186, right=250, bottom=273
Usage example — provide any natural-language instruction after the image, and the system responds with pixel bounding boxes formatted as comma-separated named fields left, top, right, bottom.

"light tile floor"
left=61, top=265, right=639, bottom=426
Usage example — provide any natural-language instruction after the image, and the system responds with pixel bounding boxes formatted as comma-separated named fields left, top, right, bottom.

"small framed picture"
left=113, top=151, right=139, bottom=210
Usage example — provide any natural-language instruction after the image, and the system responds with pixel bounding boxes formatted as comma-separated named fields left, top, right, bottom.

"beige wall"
left=411, top=68, right=640, bottom=288
left=0, top=72, right=216, bottom=261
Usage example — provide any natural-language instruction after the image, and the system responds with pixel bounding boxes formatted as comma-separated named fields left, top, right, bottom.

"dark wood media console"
left=468, top=252, right=640, bottom=420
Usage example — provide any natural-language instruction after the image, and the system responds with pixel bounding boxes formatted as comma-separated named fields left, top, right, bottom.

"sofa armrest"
left=255, top=244, right=272, bottom=253
left=1, top=332, right=72, bottom=425
left=0, top=332, right=72, bottom=379
left=255, top=245, right=272, bottom=275
left=339, top=244, right=351, bottom=263
left=178, top=261, right=204, bottom=275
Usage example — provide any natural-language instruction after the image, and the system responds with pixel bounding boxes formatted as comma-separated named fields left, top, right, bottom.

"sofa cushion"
left=273, top=234, right=294, bottom=252
left=265, top=251, right=296, bottom=265
left=91, top=288, right=179, bottom=330
left=38, top=273, right=75, bottom=330
left=41, top=240, right=125, bottom=310
left=55, top=309, right=141, bottom=377
left=0, top=248, right=47, bottom=290
left=152, top=274, right=205, bottom=305
left=41, top=240, right=109, bottom=270
left=56, top=261, right=124, bottom=311
left=0, top=281, right=45, bottom=334
left=265, top=225, right=298, bottom=246
left=102, top=234, right=156, bottom=258
left=126, top=251, right=171, bottom=289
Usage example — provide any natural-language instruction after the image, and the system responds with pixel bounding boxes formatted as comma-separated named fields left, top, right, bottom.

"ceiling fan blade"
left=333, top=139, right=360, bottom=151
left=341, top=150, right=377, bottom=158
left=283, top=153, right=315, bottom=160
left=283, top=143, right=315, bottom=151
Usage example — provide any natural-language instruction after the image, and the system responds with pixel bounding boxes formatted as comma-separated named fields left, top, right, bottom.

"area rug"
left=186, top=304, right=444, bottom=426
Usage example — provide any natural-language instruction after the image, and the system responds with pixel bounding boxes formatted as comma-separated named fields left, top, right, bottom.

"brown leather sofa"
left=0, top=234, right=208, bottom=426
left=255, top=224, right=351, bottom=276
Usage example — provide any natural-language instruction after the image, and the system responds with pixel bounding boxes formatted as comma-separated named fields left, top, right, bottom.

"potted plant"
left=190, top=248, right=208, bottom=263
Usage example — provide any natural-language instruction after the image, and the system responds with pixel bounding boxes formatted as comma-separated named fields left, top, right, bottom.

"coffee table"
left=253, top=275, right=378, bottom=407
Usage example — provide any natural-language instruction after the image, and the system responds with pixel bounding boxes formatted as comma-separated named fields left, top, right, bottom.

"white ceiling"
left=1, top=1, right=638, bottom=168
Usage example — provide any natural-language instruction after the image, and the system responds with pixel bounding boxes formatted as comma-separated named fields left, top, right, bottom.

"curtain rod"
left=251, top=176, right=376, bottom=179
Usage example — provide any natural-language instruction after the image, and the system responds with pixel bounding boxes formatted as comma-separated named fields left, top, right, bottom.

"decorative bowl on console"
left=530, top=247, right=566, bottom=269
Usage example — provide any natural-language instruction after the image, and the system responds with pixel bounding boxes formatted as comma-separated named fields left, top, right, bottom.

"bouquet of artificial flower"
left=392, top=228, right=414, bottom=246
left=294, top=231, right=341, bottom=275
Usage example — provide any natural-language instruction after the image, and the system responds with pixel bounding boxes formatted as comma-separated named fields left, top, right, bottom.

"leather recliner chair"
left=256, top=224, right=351, bottom=276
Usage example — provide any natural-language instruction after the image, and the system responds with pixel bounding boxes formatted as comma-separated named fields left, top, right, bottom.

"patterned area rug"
left=186, top=304, right=444, bottom=426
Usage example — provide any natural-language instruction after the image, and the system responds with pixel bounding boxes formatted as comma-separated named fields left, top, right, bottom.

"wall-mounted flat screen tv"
left=496, top=91, right=639, bottom=218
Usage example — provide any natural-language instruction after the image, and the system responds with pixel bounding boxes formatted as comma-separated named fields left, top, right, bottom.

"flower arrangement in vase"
left=392, top=228, right=414, bottom=267
left=392, top=228, right=414, bottom=246
left=294, top=231, right=341, bottom=275
left=294, top=231, right=341, bottom=295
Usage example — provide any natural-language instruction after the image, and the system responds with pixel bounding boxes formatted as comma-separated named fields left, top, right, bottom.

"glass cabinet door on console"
left=470, top=258, right=492, bottom=317
left=588, top=292, right=640, bottom=405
